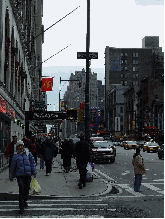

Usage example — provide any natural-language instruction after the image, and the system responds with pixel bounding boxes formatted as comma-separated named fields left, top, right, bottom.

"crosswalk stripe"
left=142, top=183, right=164, bottom=194
left=0, top=208, right=107, bottom=211
left=0, top=203, right=108, bottom=207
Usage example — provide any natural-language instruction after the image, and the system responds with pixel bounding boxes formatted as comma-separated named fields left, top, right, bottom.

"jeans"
left=134, top=174, right=142, bottom=191
left=17, top=176, right=31, bottom=210
left=79, top=167, right=87, bottom=185
left=40, top=156, right=45, bottom=169
left=45, top=159, right=52, bottom=174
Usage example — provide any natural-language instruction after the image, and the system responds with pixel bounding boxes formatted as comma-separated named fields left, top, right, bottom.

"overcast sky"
left=42, top=0, right=164, bottom=111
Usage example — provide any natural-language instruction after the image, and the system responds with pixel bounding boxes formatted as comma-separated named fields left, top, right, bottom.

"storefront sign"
left=0, top=96, right=16, bottom=119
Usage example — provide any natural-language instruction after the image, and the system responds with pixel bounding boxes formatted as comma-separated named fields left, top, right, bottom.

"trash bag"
left=86, top=162, right=93, bottom=182
left=29, top=178, right=42, bottom=195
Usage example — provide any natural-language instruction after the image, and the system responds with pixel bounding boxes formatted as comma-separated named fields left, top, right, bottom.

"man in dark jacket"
left=4, top=135, right=17, bottom=173
left=74, top=135, right=90, bottom=189
left=42, top=136, right=55, bottom=176
left=61, top=139, right=73, bottom=173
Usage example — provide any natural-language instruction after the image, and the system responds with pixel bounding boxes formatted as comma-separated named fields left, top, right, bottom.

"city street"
left=0, top=147, right=163, bottom=218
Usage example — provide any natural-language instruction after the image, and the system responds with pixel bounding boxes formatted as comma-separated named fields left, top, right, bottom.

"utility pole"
left=85, top=0, right=90, bottom=142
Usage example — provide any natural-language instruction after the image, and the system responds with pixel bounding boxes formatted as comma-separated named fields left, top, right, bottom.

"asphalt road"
left=0, top=146, right=163, bottom=218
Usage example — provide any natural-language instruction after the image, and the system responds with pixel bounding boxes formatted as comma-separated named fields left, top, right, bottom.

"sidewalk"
left=0, top=154, right=111, bottom=198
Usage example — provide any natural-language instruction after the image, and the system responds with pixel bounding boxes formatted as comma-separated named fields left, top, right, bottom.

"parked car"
left=137, top=140, right=146, bottom=149
left=158, top=144, right=164, bottom=159
left=91, top=141, right=115, bottom=163
left=121, top=141, right=127, bottom=147
left=143, top=142, right=160, bottom=153
left=124, top=141, right=137, bottom=150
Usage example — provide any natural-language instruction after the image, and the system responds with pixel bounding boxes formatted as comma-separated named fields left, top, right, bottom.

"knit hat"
left=16, top=140, right=24, bottom=147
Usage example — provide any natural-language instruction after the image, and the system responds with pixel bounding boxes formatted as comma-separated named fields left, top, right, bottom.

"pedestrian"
left=132, top=147, right=146, bottom=192
left=4, top=135, right=18, bottom=173
left=42, top=136, right=55, bottom=176
left=74, top=134, right=90, bottom=189
left=9, top=140, right=37, bottom=214
left=29, top=136, right=37, bottom=165
left=61, top=139, right=73, bottom=173
left=38, top=139, right=45, bottom=170
left=22, top=135, right=28, bottom=146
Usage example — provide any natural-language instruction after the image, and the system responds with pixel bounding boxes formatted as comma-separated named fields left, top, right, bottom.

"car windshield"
left=93, top=142, right=109, bottom=148
left=127, top=141, right=136, bottom=144
left=148, top=143, right=159, bottom=146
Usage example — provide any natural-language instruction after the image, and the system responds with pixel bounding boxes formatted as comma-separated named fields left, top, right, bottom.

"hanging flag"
left=42, top=78, right=53, bottom=91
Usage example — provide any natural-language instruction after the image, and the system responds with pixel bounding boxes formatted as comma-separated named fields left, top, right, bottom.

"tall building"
left=0, top=0, right=43, bottom=152
left=104, top=36, right=164, bottom=132
left=62, top=68, right=104, bottom=137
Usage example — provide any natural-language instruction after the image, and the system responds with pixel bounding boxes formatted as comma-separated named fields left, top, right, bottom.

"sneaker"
left=78, top=183, right=82, bottom=189
left=19, top=209, right=24, bottom=214
left=46, top=173, right=49, bottom=176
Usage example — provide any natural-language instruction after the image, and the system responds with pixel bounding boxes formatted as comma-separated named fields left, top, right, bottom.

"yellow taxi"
left=124, top=141, right=137, bottom=150
left=143, top=142, right=160, bottom=153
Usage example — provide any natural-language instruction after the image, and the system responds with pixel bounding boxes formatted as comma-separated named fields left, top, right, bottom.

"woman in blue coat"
left=9, top=140, right=37, bottom=214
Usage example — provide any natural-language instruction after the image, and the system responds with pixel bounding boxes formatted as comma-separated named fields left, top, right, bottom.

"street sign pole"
left=85, top=0, right=90, bottom=142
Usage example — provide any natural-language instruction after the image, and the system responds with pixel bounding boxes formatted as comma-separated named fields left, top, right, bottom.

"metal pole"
left=59, top=77, right=61, bottom=111
left=85, top=0, right=90, bottom=142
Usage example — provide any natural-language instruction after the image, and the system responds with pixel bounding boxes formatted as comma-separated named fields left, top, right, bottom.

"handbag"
left=29, top=178, right=42, bottom=195
left=86, top=162, right=93, bottom=182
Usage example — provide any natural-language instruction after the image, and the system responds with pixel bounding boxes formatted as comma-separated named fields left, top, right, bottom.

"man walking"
left=4, top=135, right=17, bottom=173
left=132, top=147, right=146, bottom=192
left=42, top=136, right=55, bottom=176
left=74, top=134, right=90, bottom=189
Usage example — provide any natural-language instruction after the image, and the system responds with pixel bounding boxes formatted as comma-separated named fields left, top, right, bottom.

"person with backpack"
left=74, top=134, right=90, bottom=189
left=29, top=137, right=37, bottom=166
left=61, top=139, right=73, bottom=173
left=9, top=140, right=37, bottom=214
left=132, top=147, right=146, bottom=192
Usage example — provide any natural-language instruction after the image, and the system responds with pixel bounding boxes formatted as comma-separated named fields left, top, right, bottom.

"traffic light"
left=78, top=109, right=84, bottom=122
left=67, top=110, right=77, bottom=120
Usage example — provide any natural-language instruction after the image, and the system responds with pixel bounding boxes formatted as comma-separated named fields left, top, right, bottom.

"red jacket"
left=4, top=141, right=15, bottom=158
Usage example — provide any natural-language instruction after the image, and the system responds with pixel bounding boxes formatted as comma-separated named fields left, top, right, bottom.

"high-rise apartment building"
left=105, top=36, right=164, bottom=132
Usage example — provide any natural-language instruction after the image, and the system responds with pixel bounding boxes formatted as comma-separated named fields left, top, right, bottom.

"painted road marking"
left=142, top=183, right=164, bottom=194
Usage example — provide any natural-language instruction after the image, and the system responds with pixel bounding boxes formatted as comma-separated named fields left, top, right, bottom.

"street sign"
left=77, top=52, right=98, bottom=59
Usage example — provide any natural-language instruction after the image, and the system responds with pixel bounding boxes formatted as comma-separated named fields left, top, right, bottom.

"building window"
left=125, top=60, right=127, bottom=64
left=124, top=81, right=127, bottom=85
left=125, top=67, right=127, bottom=71
left=136, top=53, right=138, bottom=57
left=136, top=74, right=138, bottom=78
left=133, top=60, right=136, bottom=64
left=133, top=81, right=135, bottom=85
left=136, top=67, right=138, bottom=71
left=121, top=81, right=124, bottom=85
left=133, top=74, right=135, bottom=78
left=136, top=60, right=139, bottom=64
left=121, top=74, right=123, bottom=78
left=125, top=53, right=128, bottom=56
left=121, top=60, right=124, bottom=64
left=133, top=67, right=136, bottom=71
left=136, top=81, right=139, bottom=85
left=121, top=53, right=123, bottom=56
left=120, top=116, right=123, bottom=122
left=121, top=67, right=124, bottom=71
left=125, top=74, right=127, bottom=78
left=120, top=107, right=123, bottom=113
left=133, top=53, right=135, bottom=57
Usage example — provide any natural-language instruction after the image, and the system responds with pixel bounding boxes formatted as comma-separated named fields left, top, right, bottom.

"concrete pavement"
left=0, top=154, right=111, bottom=198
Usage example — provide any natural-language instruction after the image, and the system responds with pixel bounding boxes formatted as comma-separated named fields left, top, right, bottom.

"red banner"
left=42, top=78, right=53, bottom=91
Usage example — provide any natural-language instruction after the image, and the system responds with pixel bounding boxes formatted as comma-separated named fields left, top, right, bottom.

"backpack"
left=30, top=143, right=36, bottom=153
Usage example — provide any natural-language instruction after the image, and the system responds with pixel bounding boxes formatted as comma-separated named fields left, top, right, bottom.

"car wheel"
left=110, top=158, right=115, bottom=163
left=147, top=149, right=150, bottom=153
left=143, top=148, right=145, bottom=152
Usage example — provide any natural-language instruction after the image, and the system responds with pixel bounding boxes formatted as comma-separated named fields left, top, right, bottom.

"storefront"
left=0, top=95, right=16, bottom=152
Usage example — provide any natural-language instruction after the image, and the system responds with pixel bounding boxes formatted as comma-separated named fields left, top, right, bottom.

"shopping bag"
left=29, top=178, right=42, bottom=195
left=86, top=162, right=93, bottom=182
